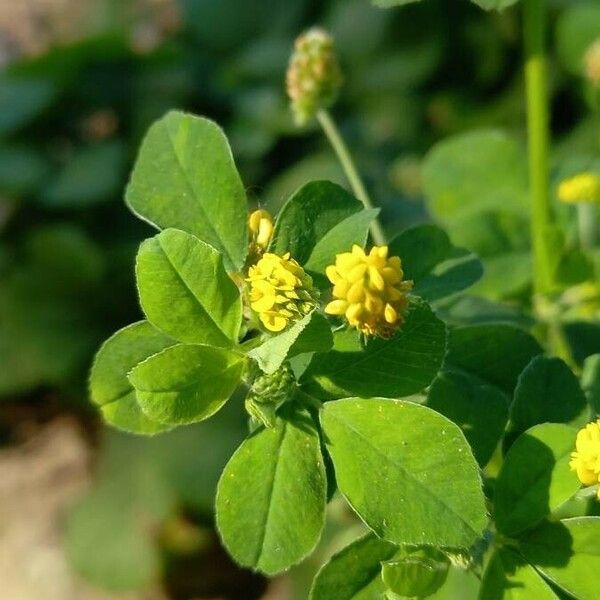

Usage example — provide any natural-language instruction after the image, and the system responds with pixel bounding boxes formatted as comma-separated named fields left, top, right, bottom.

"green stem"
left=577, top=203, right=597, bottom=250
left=317, top=109, right=386, bottom=246
left=524, top=0, right=553, bottom=297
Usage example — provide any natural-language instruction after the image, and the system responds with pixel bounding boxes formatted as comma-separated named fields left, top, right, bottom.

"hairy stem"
left=317, top=109, right=386, bottom=245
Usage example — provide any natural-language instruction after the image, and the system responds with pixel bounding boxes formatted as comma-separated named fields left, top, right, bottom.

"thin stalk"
left=317, top=109, right=386, bottom=246
left=524, top=0, right=553, bottom=296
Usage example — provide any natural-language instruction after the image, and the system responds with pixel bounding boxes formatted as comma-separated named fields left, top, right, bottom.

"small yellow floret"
left=248, top=209, right=274, bottom=259
left=558, top=173, right=600, bottom=204
left=570, top=419, right=600, bottom=499
left=324, top=245, right=413, bottom=338
left=246, top=252, right=318, bottom=332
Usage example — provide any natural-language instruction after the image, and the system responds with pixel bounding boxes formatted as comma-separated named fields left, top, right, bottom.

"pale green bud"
left=245, top=363, right=296, bottom=427
left=286, top=28, right=343, bottom=125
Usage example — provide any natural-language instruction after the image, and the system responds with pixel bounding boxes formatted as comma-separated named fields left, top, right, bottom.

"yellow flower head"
left=324, top=245, right=413, bottom=338
left=248, top=209, right=274, bottom=259
left=558, top=172, right=600, bottom=204
left=247, top=252, right=318, bottom=332
left=570, top=420, right=600, bottom=499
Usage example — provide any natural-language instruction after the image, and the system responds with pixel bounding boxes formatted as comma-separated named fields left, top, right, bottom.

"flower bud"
left=585, top=39, right=600, bottom=87
left=286, top=27, right=343, bottom=125
left=558, top=172, right=600, bottom=204
left=248, top=208, right=274, bottom=262
left=324, top=245, right=413, bottom=338
left=245, top=363, right=296, bottom=427
left=246, top=252, right=319, bottom=332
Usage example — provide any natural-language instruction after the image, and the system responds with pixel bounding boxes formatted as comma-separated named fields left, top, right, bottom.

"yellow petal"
left=325, top=299, right=348, bottom=315
left=347, top=280, right=365, bottom=303
left=348, top=263, right=368, bottom=283
left=251, top=295, right=276, bottom=312
left=384, top=303, right=398, bottom=324
left=326, top=265, right=341, bottom=284
left=368, top=266, right=385, bottom=291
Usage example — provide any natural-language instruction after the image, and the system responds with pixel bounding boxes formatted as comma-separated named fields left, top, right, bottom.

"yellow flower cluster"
left=558, top=172, right=600, bottom=204
left=248, top=209, right=274, bottom=260
left=247, top=252, right=318, bottom=332
left=324, top=245, right=413, bottom=338
left=570, top=420, right=600, bottom=499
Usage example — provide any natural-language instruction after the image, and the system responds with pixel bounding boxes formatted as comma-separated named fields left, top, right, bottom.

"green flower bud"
left=286, top=28, right=343, bottom=125
left=245, top=363, right=296, bottom=427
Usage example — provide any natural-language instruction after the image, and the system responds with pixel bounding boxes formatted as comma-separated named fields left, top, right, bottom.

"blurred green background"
left=0, top=0, right=599, bottom=598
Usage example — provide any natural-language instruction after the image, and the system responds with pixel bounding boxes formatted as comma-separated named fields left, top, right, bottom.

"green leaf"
left=248, top=312, right=333, bottom=375
left=310, top=534, right=398, bottom=600
left=556, top=6, right=600, bottom=76
left=582, top=354, right=600, bottom=415
left=0, top=76, right=56, bottom=136
left=381, top=549, right=449, bottom=599
left=42, top=141, right=127, bottom=208
left=480, top=547, right=559, bottom=600
left=128, top=344, right=244, bottom=425
left=422, top=129, right=528, bottom=226
left=136, top=228, right=242, bottom=347
left=494, top=424, right=580, bottom=536
left=126, top=111, right=248, bottom=271
left=301, top=300, right=446, bottom=399
left=321, top=398, right=487, bottom=549
left=304, top=209, right=380, bottom=285
left=508, top=356, right=589, bottom=440
left=389, top=224, right=483, bottom=302
left=446, top=324, right=542, bottom=396
left=269, top=180, right=363, bottom=264
left=372, top=0, right=422, bottom=8
left=518, top=518, right=600, bottom=600
left=216, top=408, right=326, bottom=575
left=90, top=321, right=176, bottom=435
left=426, top=369, right=508, bottom=466
left=470, top=0, right=520, bottom=10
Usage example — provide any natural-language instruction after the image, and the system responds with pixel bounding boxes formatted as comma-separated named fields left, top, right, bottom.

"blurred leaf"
left=518, top=518, right=600, bottom=600
left=556, top=5, right=600, bottom=76
left=389, top=224, right=483, bottom=302
left=470, top=0, right=520, bottom=10
left=302, top=300, right=446, bottom=399
left=42, top=141, right=127, bottom=208
left=321, top=398, right=487, bottom=549
left=216, top=408, right=326, bottom=575
left=371, top=0, right=422, bottom=8
left=495, top=424, right=580, bottom=536
left=269, top=180, right=363, bottom=265
left=582, top=354, right=600, bottom=414
left=136, top=229, right=242, bottom=347
left=508, top=356, right=589, bottom=441
left=480, top=547, right=559, bottom=600
left=90, top=321, right=176, bottom=435
left=0, top=145, right=49, bottom=195
left=126, top=111, right=248, bottom=271
left=129, top=344, right=244, bottom=425
left=427, top=369, right=508, bottom=466
left=423, top=129, right=528, bottom=225
left=0, top=76, right=56, bottom=136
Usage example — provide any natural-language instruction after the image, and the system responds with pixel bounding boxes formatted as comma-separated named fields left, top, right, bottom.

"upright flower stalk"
left=286, top=28, right=386, bottom=246
left=524, top=0, right=554, bottom=296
